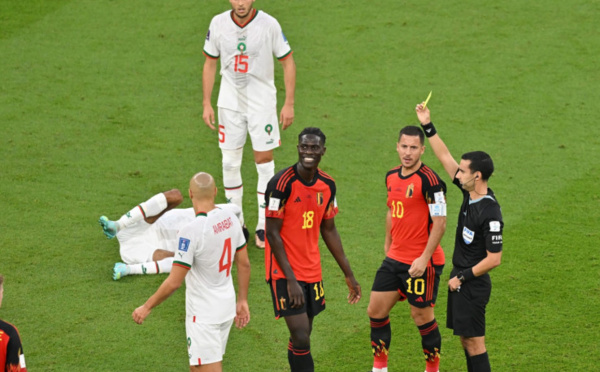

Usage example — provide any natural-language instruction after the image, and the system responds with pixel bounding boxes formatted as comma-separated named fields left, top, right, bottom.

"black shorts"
left=371, top=257, right=444, bottom=308
left=446, top=269, right=491, bottom=337
left=269, top=279, right=326, bottom=319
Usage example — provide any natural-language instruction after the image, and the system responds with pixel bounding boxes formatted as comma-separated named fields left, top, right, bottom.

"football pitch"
left=1, top=0, right=598, bottom=370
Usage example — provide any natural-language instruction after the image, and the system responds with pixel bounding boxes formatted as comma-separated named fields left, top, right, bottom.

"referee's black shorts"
left=446, top=269, right=491, bottom=337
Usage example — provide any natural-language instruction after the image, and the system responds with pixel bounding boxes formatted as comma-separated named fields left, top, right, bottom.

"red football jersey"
left=265, top=165, right=338, bottom=282
left=0, top=319, right=27, bottom=372
left=386, top=164, right=446, bottom=266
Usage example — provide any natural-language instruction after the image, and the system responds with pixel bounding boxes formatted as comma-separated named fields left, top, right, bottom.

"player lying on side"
left=99, top=189, right=248, bottom=280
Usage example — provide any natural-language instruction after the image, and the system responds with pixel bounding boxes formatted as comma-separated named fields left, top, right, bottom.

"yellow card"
left=423, top=91, right=432, bottom=108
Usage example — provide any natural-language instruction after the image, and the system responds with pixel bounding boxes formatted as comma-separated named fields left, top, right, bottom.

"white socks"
left=222, top=148, right=245, bottom=225
left=255, top=160, right=274, bottom=231
left=116, top=193, right=168, bottom=230
left=221, top=149, right=275, bottom=231
left=127, top=257, right=174, bottom=275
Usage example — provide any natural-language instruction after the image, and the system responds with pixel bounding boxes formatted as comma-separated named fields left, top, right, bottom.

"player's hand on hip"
left=132, top=305, right=151, bottom=324
left=279, top=104, right=294, bottom=130
left=345, top=276, right=362, bottom=304
left=202, top=105, right=216, bottom=130
left=287, top=280, right=304, bottom=309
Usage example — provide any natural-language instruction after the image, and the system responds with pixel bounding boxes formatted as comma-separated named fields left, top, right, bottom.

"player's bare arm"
left=408, top=215, right=446, bottom=278
left=415, top=104, right=459, bottom=179
left=202, top=56, right=218, bottom=130
left=320, top=218, right=362, bottom=304
left=132, top=265, right=187, bottom=324
left=234, top=246, right=251, bottom=329
left=265, top=217, right=305, bottom=308
left=279, top=55, right=296, bottom=130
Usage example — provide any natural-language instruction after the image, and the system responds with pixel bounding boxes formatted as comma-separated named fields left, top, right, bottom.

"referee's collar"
left=468, top=195, right=495, bottom=205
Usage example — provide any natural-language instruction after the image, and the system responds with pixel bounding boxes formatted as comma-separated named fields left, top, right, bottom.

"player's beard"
left=234, top=6, right=253, bottom=20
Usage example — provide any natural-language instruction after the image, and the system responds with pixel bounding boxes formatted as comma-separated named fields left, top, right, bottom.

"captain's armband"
left=429, top=191, right=447, bottom=217
left=429, top=203, right=447, bottom=217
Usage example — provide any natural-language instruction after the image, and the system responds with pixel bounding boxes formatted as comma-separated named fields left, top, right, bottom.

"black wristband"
left=421, top=122, right=437, bottom=137
left=460, top=268, right=475, bottom=283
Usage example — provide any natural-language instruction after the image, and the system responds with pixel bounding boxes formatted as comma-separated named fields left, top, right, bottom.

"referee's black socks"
left=470, top=351, right=491, bottom=372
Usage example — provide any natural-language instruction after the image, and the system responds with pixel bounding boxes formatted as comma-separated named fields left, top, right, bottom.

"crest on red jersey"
left=316, top=192, right=324, bottom=205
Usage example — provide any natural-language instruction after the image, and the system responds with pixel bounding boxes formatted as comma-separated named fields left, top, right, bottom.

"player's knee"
left=461, top=336, right=486, bottom=356
left=411, top=306, right=434, bottom=324
left=290, top=330, right=310, bottom=349
left=164, top=189, right=183, bottom=206
left=222, top=148, right=243, bottom=170
left=366, top=295, right=392, bottom=319
left=140, top=192, right=169, bottom=219
left=366, top=303, right=380, bottom=318
left=253, top=150, right=274, bottom=164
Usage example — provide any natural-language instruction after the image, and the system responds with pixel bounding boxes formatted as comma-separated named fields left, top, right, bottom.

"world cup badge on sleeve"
left=178, top=237, right=191, bottom=252
left=268, top=197, right=281, bottom=211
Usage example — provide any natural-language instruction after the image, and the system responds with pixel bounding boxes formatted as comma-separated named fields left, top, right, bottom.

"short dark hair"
left=462, top=151, right=494, bottom=180
left=398, top=126, right=425, bottom=145
left=0, top=274, right=3, bottom=287
left=298, top=127, right=326, bottom=145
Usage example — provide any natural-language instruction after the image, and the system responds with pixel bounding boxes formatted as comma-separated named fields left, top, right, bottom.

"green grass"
left=1, top=0, right=598, bottom=371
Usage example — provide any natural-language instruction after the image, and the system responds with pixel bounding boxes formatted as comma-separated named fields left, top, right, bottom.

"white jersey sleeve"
left=153, top=208, right=195, bottom=253
left=270, top=18, right=292, bottom=59
left=203, top=14, right=221, bottom=58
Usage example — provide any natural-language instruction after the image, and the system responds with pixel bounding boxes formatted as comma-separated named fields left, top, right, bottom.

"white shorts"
left=186, top=316, right=234, bottom=366
left=116, top=221, right=159, bottom=264
left=218, top=107, right=280, bottom=151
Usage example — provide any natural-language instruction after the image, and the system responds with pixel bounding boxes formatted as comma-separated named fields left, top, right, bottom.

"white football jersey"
left=173, top=206, right=247, bottom=323
left=154, top=208, right=195, bottom=252
left=203, top=10, right=292, bottom=113
left=156, top=204, right=242, bottom=253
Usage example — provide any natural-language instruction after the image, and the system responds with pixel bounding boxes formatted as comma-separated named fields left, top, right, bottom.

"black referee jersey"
left=451, top=177, right=503, bottom=270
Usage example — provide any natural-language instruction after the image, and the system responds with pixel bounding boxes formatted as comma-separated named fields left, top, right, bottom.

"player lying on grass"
left=99, top=189, right=248, bottom=280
